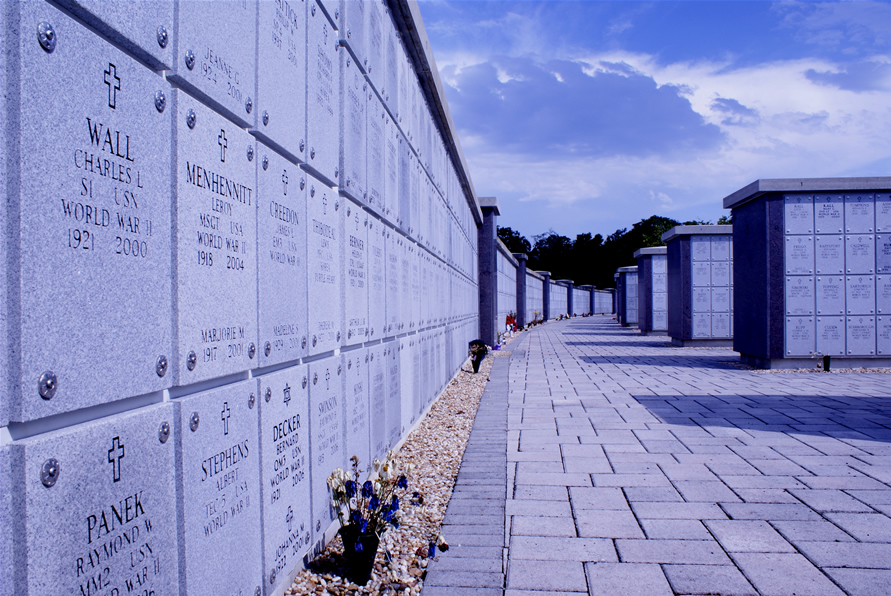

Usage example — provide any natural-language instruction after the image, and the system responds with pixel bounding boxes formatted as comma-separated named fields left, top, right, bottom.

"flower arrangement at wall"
left=327, top=453, right=414, bottom=584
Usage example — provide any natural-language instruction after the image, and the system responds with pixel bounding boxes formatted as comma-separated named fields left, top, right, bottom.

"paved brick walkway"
left=424, top=316, right=891, bottom=595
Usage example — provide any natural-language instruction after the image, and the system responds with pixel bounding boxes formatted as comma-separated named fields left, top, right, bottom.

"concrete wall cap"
left=633, top=246, right=668, bottom=258
left=661, top=225, right=732, bottom=243
left=617, top=266, right=638, bottom=273
left=722, top=176, right=891, bottom=210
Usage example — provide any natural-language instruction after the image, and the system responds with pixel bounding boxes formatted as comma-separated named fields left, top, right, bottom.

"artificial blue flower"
left=362, top=480, right=374, bottom=498
left=428, top=541, right=436, bottom=558
left=350, top=510, right=364, bottom=526
left=391, top=496, right=399, bottom=511
left=344, top=480, right=357, bottom=498
left=397, top=475, right=408, bottom=489
left=369, top=495, right=380, bottom=510
left=360, top=519, right=368, bottom=533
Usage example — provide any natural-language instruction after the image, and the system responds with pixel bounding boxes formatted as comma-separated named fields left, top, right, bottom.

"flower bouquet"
left=327, top=453, right=413, bottom=585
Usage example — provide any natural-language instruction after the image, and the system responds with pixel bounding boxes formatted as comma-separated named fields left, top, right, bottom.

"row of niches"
left=784, top=234, right=891, bottom=276
left=691, top=262, right=734, bottom=287
left=2, top=323, right=479, bottom=596
left=13, top=0, right=480, bottom=258
left=784, top=193, right=891, bottom=235
left=693, top=312, right=733, bottom=339
left=786, top=315, right=891, bottom=356
left=784, top=275, right=891, bottom=316
left=3, top=5, right=481, bottom=426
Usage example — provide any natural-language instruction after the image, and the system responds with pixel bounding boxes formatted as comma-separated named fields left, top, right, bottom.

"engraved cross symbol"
left=283, top=384, right=291, bottom=407
left=325, top=369, right=330, bottom=390
left=218, top=130, right=228, bottom=163
left=282, top=170, right=289, bottom=196
left=104, top=63, right=121, bottom=109
left=322, top=195, right=327, bottom=215
left=108, top=436, right=125, bottom=483
left=286, top=506, right=294, bottom=532
left=221, top=402, right=231, bottom=436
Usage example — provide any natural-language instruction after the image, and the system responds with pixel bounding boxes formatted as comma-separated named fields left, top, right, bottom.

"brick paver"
left=423, top=317, right=891, bottom=595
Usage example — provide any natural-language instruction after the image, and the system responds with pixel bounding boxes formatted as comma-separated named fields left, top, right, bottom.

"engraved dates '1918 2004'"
left=175, top=92, right=258, bottom=382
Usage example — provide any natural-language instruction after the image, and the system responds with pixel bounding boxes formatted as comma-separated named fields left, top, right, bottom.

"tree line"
left=497, top=214, right=731, bottom=289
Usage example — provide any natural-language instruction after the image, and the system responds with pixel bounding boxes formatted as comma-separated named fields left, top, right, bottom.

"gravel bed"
left=722, top=360, right=891, bottom=374
left=284, top=351, right=497, bottom=596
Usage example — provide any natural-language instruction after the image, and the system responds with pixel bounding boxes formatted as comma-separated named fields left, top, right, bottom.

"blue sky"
left=416, top=0, right=891, bottom=240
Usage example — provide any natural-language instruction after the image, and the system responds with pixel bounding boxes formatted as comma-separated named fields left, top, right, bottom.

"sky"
left=415, top=0, right=891, bottom=241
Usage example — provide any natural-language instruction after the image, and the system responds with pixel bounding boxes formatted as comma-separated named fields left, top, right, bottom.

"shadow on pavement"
left=632, top=393, right=891, bottom=443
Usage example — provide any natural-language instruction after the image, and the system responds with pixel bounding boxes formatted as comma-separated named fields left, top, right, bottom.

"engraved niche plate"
left=693, top=287, right=711, bottom=313
left=258, top=145, right=308, bottom=366
left=367, top=89, right=386, bottom=215
left=14, top=404, right=178, bottom=595
left=815, top=235, right=844, bottom=274
left=306, top=173, right=344, bottom=355
left=652, top=272, right=667, bottom=293
left=386, top=342, right=402, bottom=446
left=653, top=254, right=667, bottom=275
left=711, top=236, right=730, bottom=261
left=309, top=356, right=345, bottom=540
left=711, top=261, right=731, bottom=287
left=712, top=313, right=731, bottom=338
left=814, top=194, right=844, bottom=234
left=876, top=234, right=891, bottom=274
left=692, top=262, right=711, bottom=287
left=9, top=4, right=173, bottom=421
left=385, top=230, right=401, bottom=336
left=344, top=349, right=371, bottom=468
left=692, top=313, right=711, bottom=338
left=340, top=48, right=367, bottom=205
left=845, top=235, right=875, bottom=274
left=785, top=276, right=815, bottom=316
left=367, top=0, right=385, bottom=87
left=785, top=317, right=815, bottom=356
left=344, top=198, right=369, bottom=346
left=877, top=193, right=891, bottom=233
left=653, top=310, right=668, bottom=331
left=306, top=0, right=341, bottom=186
left=257, top=0, right=307, bottom=162
left=845, top=193, right=875, bottom=233
left=878, top=275, right=891, bottom=315
left=176, top=380, right=262, bottom=596
left=785, top=235, right=815, bottom=275
left=339, top=0, right=367, bottom=71
left=171, top=0, right=257, bottom=128
left=816, top=276, right=845, bottom=315
left=367, top=345, right=387, bottom=459
left=384, top=109, right=400, bottom=225
left=816, top=316, right=846, bottom=356
left=400, top=338, right=416, bottom=428
left=712, top=287, right=731, bottom=313
left=785, top=194, right=814, bottom=235
left=410, top=245, right=421, bottom=331
left=690, top=236, right=711, bottom=261
left=367, top=218, right=386, bottom=340
left=55, top=0, right=174, bottom=70
left=846, top=316, right=876, bottom=355
left=175, top=93, right=258, bottom=382
left=846, top=276, right=876, bottom=315
left=878, top=316, right=891, bottom=355
left=257, top=365, right=311, bottom=593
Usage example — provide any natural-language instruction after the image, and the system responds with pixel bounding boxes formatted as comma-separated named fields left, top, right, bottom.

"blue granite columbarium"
left=634, top=247, right=668, bottom=335
left=723, top=177, right=891, bottom=368
left=662, top=225, right=734, bottom=347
